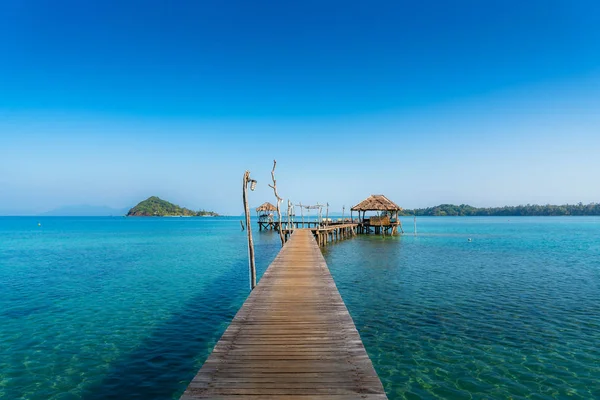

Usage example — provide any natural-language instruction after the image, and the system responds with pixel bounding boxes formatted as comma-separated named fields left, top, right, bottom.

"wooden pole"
left=268, top=160, right=285, bottom=247
left=242, top=171, right=256, bottom=290
left=320, top=204, right=324, bottom=226
left=414, top=214, right=417, bottom=236
left=316, top=204, right=321, bottom=226
left=287, top=200, right=292, bottom=231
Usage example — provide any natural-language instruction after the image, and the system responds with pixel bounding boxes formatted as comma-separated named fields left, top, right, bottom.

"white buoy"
left=468, top=238, right=472, bottom=242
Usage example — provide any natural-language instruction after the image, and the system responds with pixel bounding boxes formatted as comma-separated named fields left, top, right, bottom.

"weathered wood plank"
left=181, top=229, right=387, bottom=399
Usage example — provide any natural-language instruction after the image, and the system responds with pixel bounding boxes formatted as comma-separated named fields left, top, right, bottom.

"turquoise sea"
left=1, top=216, right=599, bottom=399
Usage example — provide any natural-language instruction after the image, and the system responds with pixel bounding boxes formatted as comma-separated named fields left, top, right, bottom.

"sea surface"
left=1, top=216, right=599, bottom=399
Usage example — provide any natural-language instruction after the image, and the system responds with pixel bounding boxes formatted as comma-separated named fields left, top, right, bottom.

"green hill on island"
left=126, top=196, right=218, bottom=217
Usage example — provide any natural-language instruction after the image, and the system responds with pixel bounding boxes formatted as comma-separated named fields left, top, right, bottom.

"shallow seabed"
left=0, top=217, right=280, bottom=400
left=1, top=216, right=599, bottom=399
left=324, top=217, right=600, bottom=399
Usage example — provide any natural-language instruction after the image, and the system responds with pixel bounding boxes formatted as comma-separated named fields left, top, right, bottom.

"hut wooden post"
left=242, top=171, right=256, bottom=290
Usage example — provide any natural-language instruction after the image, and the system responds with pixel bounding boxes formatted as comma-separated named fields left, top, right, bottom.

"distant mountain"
left=42, top=205, right=130, bottom=216
left=126, top=196, right=218, bottom=217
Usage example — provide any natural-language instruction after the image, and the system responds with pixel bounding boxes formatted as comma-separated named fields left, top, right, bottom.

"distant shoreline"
left=401, top=203, right=599, bottom=217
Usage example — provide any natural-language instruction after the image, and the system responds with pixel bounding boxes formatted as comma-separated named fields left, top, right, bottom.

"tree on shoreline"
left=401, top=203, right=600, bottom=216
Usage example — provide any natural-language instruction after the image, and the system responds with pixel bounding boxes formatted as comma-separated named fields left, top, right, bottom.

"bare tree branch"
left=269, top=160, right=285, bottom=247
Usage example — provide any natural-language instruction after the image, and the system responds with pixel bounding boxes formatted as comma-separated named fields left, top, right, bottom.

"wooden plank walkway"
left=181, top=229, right=387, bottom=400
left=282, top=224, right=358, bottom=247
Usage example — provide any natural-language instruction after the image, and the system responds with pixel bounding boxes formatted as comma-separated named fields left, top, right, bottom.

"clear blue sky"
left=1, top=1, right=599, bottom=215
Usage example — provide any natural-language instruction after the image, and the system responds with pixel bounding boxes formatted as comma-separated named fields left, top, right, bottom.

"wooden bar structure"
left=258, top=194, right=404, bottom=240
left=181, top=229, right=387, bottom=400
left=256, top=202, right=278, bottom=231
left=351, top=195, right=404, bottom=235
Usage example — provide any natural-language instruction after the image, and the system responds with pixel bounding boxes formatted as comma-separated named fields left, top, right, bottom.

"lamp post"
left=243, top=171, right=257, bottom=290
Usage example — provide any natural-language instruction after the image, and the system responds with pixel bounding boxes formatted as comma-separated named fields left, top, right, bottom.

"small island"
left=126, top=196, right=219, bottom=217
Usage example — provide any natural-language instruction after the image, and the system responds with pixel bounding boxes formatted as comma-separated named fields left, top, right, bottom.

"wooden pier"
left=283, top=224, right=358, bottom=247
left=181, top=229, right=387, bottom=400
left=259, top=220, right=321, bottom=231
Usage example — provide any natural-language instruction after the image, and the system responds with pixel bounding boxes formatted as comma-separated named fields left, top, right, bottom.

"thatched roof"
left=256, top=202, right=277, bottom=212
left=351, top=195, right=401, bottom=211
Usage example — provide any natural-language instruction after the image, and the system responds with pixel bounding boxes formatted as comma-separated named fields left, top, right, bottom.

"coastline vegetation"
left=126, top=196, right=218, bottom=217
left=400, top=203, right=600, bottom=216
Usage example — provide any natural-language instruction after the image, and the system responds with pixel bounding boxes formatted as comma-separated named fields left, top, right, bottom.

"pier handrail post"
left=243, top=171, right=257, bottom=290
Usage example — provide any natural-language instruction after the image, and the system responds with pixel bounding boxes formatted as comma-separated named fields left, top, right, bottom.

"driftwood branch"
left=269, top=160, right=285, bottom=247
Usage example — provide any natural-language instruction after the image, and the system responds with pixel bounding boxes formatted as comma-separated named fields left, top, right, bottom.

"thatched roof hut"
left=351, top=195, right=401, bottom=212
left=256, top=202, right=277, bottom=212
left=351, top=195, right=403, bottom=234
